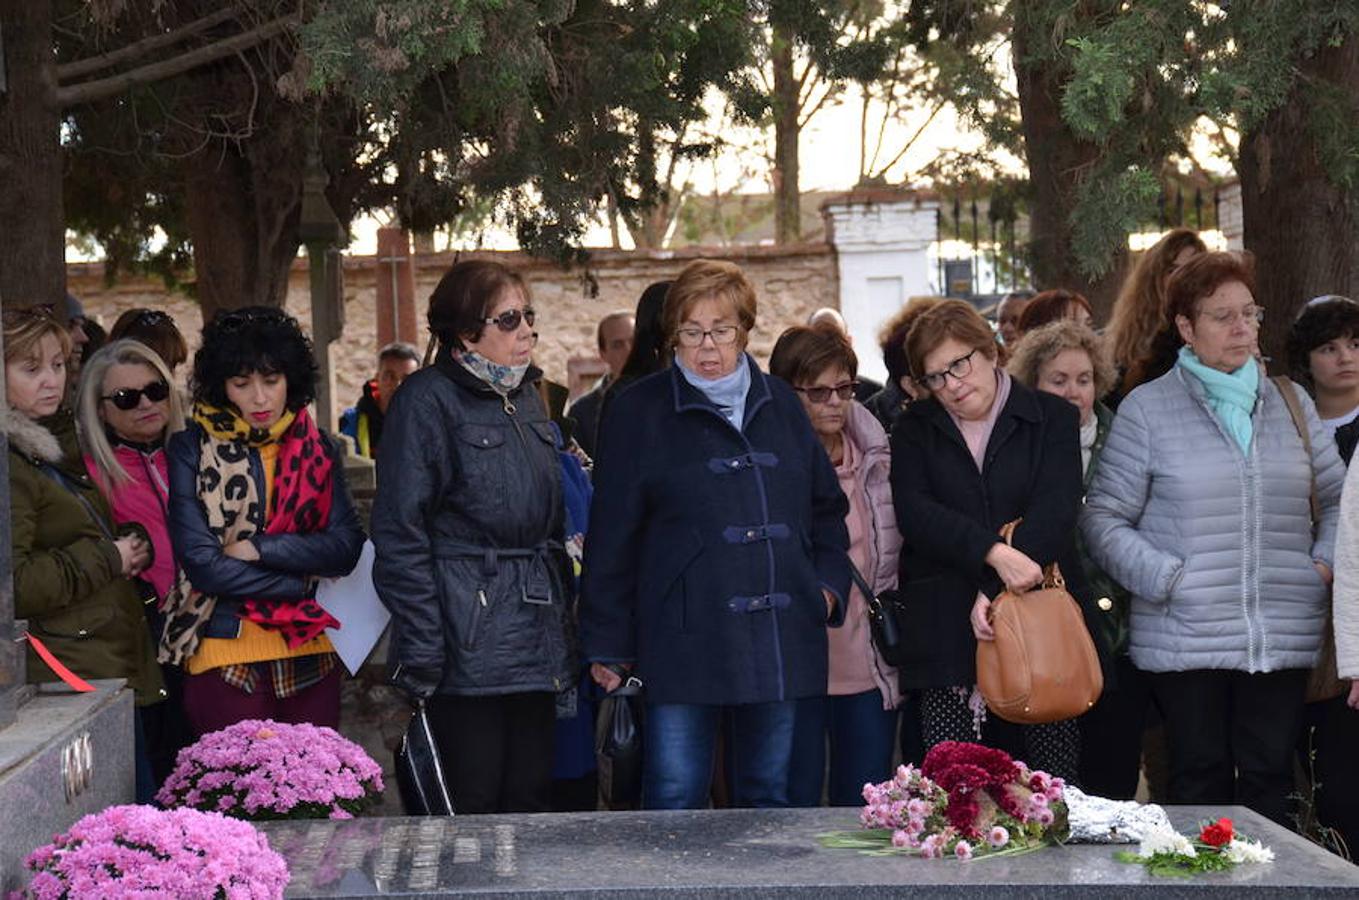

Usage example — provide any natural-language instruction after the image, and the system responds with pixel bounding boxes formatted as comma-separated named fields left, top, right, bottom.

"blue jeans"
left=787, top=690, right=899, bottom=807
left=643, top=701, right=796, bottom=810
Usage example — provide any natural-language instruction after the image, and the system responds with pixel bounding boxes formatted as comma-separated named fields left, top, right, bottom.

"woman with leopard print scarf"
left=166, top=307, right=365, bottom=735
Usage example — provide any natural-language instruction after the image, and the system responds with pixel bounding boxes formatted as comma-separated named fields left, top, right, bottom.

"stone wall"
left=67, top=243, right=837, bottom=418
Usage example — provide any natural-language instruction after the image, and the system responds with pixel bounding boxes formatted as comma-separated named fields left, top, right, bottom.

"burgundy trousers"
left=183, top=666, right=342, bottom=736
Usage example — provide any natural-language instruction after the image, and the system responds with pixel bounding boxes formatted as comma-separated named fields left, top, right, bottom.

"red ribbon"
left=24, top=633, right=96, bottom=692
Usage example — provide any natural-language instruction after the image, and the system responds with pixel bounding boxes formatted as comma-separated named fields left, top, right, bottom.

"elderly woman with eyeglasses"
left=769, top=323, right=902, bottom=807
left=1083, top=252, right=1344, bottom=826
left=581, top=259, right=850, bottom=810
left=889, top=299, right=1088, bottom=781
left=373, top=260, right=572, bottom=815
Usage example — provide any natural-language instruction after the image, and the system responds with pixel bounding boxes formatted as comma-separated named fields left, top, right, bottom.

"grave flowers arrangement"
left=1116, top=816, right=1274, bottom=877
left=156, top=719, right=383, bottom=821
left=820, top=740, right=1069, bottom=860
left=17, top=804, right=288, bottom=899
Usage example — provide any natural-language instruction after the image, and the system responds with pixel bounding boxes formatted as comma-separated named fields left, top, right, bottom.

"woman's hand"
left=985, top=542, right=1043, bottom=593
left=114, top=535, right=150, bottom=577
left=970, top=593, right=995, bottom=642
left=224, top=540, right=260, bottom=562
left=1315, top=560, right=1334, bottom=586
left=1348, top=680, right=1359, bottom=711
left=590, top=662, right=630, bottom=693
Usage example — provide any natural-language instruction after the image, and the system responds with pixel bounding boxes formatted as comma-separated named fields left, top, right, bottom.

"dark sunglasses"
left=793, top=382, right=857, bottom=404
left=483, top=307, right=536, bottom=332
left=2, top=303, right=59, bottom=326
left=215, top=308, right=291, bottom=332
left=130, top=309, right=172, bottom=327
left=102, top=380, right=171, bottom=410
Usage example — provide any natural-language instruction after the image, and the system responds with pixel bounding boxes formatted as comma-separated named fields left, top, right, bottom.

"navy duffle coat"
left=580, top=354, right=851, bottom=706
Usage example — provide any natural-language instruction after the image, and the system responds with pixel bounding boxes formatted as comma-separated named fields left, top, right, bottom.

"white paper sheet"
left=316, top=540, right=390, bottom=676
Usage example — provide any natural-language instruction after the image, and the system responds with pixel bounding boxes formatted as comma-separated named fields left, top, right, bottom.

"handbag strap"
left=994, top=517, right=1064, bottom=590
left=38, top=463, right=116, bottom=542
left=1271, top=375, right=1320, bottom=531
left=847, top=559, right=876, bottom=603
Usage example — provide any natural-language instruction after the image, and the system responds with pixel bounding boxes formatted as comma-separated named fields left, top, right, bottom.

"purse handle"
left=996, top=518, right=1065, bottom=591
left=1271, top=375, right=1320, bottom=536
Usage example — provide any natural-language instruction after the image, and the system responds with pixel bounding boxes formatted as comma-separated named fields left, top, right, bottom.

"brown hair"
left=1016, top=289, right=1093, bottom=335
left=878, top=296, right=945, bottom=385
left=1107, top=228, right=1207, bottom=370
left=905, top=299, right=999, bottom=382
left=662, top=259, right=757, bottom=349
left=3, top=307, right=72, bottom=366
left=595, top=310, right=635, bottom=352
left=1006, top=320, right=1117, bottom=399
left=1165, top=251, right=1256, bottom=323
left=109, top=308, right=188, bottom=371
left=427, top=260, right=530, bottom=353
left=769, top=324, right=858, bottom=386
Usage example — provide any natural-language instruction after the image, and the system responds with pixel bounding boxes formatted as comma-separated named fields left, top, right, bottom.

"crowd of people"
left=5, top=233, right=1357, bottom=852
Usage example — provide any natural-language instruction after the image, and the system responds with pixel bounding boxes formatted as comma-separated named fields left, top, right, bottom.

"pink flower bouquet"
left=821, top=741, right=1069, bottom=859
left=156, top=719, right=383, bottom=821
left=18, top=804, right=288, bottom=899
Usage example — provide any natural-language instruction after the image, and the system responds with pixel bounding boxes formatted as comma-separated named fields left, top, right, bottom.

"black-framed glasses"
left=214, top=308, right=291, bottom=332
left=484, top=307, right=536, bottom=332
left=675, top=325, right=740, bottom=347
left=102, top=380, right=171, bottom=411
left=794, top=382, right=857, bottom=404
left=916, top=349, right=977, bottom=391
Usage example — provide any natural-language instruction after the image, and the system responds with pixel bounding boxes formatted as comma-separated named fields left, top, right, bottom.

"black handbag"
left=849, top=561, right=906, bottom=668
left=595, top=675, right=644, bottom=809
left=394, top=700, right=454, bottom=816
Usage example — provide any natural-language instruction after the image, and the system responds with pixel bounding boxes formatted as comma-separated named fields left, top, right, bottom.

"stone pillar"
left=375, top=228, right=418, bottom=349
left=1218, top=180, right=1244, bottom=251
left=822, top=189, right=941, bottom=383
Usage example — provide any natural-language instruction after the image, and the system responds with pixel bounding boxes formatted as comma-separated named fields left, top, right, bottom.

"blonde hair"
left=662, top=259, right=758, bottom=351
left=1006, top=320, right=1117, bottom=399
left=3, top=309, right=72, bottom=366
left=1106, top=228, right=1206, bottom=370
left=77, top=339, right=185, bottom=487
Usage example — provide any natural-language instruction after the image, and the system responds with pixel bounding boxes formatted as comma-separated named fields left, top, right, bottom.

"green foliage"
left=1069, top=166, right=1160, bottom=279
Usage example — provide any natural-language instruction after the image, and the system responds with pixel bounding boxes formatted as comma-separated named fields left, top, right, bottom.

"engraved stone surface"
left=263, top=805, right=1359, bottom=898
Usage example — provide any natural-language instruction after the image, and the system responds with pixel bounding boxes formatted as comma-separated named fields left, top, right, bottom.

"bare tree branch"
left=57, top=14, right=298, bottom=108
left=870, top=98, right=946, bottom=180
left=57, top=7, right=242, bottom=82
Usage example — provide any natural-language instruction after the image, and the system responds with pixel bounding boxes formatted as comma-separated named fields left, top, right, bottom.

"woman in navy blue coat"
left=581, top=259, right=851, bottom=810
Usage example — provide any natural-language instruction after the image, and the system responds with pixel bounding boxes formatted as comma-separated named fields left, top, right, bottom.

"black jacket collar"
left=670, top=353, right=772, bottom=430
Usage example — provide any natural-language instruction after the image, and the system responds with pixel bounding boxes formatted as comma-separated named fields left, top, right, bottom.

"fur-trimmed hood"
left=2, top=407, right=63, bottom=464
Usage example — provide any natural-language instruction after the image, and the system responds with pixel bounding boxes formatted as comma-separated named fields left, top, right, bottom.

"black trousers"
left=425, top=691, right=556, bottom=814
left=1149, top=668, right=1308, bottom=827
left=1078, top=655, right=1152, bottom=800
left=1302, top=695, right=1359, bottom=852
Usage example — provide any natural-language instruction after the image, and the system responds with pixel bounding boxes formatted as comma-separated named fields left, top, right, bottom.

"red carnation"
left=1200, top=817, right=1233, bottom=847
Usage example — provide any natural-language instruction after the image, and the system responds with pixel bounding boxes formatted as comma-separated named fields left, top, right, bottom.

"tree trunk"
left=1011, top=12, right=1125, bottom=316
left=1239, top=35, right=1359, bottom=370
left=0, top=1, right=65, bottom=308
left=771, top=22, right=801, bottom=245
left=181, top=97, right=306, bottom=323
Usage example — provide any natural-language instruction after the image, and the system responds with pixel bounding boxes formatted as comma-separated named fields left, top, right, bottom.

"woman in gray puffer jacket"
left=1082, top=252, right=1343, bottom=827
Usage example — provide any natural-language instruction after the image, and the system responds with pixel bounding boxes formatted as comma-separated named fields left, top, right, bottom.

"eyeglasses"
left=675, top=325, right=740, bottom=348
left=483, top=307, right=536, bottom=332
left=130, top=309, right=172, bottom=327
left=1198, top=304, right=1264, bottom=327
left=102, top=380, right=171, bottom=411
left=794, top=382, right=857, bottom=404
left=214, top=308, right=291, bottom=332
left=916, top=349, right=978, bottom=391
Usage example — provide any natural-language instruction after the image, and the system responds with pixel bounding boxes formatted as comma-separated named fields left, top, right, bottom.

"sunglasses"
left=793, top=382, right=857, bottom=404
left=130, top=309, right=172, bottom=327
left=483, top=307, right=536, bottom=332
left=102, top=380, right=171, bottom=411
left=215, top=308, right=292, bottom=332
left=2, top=303, right=59, bottom=327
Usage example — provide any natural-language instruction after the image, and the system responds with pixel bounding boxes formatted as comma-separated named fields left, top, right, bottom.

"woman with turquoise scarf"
left=1082, top=251, right=1345, bottom=827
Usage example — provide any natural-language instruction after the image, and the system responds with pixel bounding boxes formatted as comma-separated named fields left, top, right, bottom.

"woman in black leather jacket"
left=372, top=260, right=571, bottom=814
left=166, top=307, right=364, bottom=736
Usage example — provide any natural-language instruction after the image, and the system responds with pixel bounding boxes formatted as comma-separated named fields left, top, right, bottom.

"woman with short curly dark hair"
left=166, top=306, right=364, bottom=735
left=1288, top=296, right=1359, bottom=464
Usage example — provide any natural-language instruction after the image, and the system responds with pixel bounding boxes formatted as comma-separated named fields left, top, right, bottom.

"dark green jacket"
left=1077, top=402, right=1132, bottom=662
left=7, top=408, right=163, bottom=704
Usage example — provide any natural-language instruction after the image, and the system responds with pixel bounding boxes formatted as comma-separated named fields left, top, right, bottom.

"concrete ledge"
left=0, top=680, right=134, bottom=892
left=263, top=805, right=1359, bottom=898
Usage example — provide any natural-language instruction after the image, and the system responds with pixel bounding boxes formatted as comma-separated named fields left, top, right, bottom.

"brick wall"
left=67, top=242, right=838, bottom=420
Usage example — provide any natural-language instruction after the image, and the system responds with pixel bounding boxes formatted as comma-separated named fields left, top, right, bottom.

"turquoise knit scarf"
left=1176, top=346, right=1259, bottom=455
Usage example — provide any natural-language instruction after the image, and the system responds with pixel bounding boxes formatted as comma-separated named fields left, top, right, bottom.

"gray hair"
left=77, top=339, right=185, bottom=488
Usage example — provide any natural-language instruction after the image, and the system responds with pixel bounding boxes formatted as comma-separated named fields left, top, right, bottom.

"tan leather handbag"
left=976, top=521, right=1104, bottom=724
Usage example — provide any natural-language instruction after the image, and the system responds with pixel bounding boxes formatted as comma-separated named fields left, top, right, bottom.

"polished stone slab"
left=264, top=805, right=1359, bottom=898
left=0, top=679, right=134, bottom=892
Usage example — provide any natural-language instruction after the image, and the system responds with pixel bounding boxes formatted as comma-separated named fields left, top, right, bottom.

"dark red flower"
left=1200, top=818, right=1233, bottom=847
